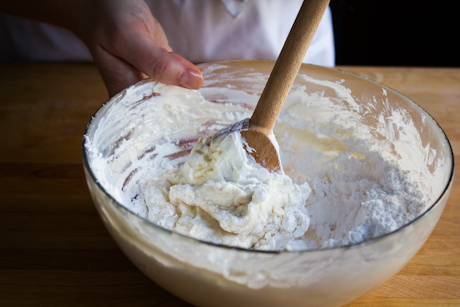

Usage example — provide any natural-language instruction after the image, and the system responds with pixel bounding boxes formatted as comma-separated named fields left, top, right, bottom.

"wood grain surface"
left=0, top=63, right=459, bottom=306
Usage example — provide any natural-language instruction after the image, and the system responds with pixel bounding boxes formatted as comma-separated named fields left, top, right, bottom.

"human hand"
left=75, top=0, right=203, bottom=97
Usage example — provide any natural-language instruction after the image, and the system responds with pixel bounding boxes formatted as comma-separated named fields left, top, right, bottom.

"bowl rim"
left=81, top=60, right=455, bottom=255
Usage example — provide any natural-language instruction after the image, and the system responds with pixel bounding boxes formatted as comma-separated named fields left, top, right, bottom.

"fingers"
left=91, top=44, right=148, bottom=97
left=94, top=44, right=203, bottom=97
left=95, top=43, right=203, bottom=97
left=112, top=28, right=203, bottom=91
left=83, top=0, right=203, bottom=97
left=143, top=46, right=204, bottom=89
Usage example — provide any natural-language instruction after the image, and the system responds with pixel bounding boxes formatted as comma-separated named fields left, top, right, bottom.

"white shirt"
left=0, top=0, right=334, bottom=66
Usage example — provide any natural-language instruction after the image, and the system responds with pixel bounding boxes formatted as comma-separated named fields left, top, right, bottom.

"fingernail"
left=179, top=69, right=203, bottom=89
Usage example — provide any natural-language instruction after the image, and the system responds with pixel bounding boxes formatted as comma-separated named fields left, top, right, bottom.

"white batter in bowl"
left=83, top=61, right=454, bottom=307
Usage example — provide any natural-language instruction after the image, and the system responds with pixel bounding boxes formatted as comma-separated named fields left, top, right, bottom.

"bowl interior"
left=84, top=61, right=453, bottom=251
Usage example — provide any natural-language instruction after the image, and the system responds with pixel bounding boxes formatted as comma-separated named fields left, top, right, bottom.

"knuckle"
left=148, top=53, right=174, bottom=81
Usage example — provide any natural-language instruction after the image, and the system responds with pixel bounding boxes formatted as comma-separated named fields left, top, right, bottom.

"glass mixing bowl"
left=82, top=61, right=454, bottom=307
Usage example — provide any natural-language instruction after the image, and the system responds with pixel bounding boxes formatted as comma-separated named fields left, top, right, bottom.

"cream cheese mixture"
left=142, top=130, right=311, bottom=250
left=86, top=67, right=431, bottom=251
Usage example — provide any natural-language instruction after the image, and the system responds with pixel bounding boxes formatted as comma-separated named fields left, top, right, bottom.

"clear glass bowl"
left=82, top=61, right=454, bottom=307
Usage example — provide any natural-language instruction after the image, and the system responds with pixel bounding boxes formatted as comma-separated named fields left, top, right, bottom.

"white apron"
left=0, top=0, right=334, bottom=66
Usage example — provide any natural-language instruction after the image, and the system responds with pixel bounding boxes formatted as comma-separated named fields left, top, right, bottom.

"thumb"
left=91, top=44, right=149, bottom=97
left=91, top=41, right=203, bottom=97
left=140, top=44, right=203, bottom=90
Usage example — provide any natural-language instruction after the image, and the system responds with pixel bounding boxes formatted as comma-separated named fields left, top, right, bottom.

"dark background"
left=329, top=0, right=460, bottom=67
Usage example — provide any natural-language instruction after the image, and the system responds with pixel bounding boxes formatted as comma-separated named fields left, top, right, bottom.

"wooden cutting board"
left=0, top=63, right=458, bottom=306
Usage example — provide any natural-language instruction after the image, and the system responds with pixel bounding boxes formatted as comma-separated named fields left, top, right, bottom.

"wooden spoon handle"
left=250, top=0, right=330, bottom=132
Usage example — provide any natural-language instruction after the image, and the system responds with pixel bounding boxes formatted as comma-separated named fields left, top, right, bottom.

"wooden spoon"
left=237, top=0, right=331, bottom=172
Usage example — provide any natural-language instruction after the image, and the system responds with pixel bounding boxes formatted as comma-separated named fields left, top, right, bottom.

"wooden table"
left=0, top=63, right=459, bottom=306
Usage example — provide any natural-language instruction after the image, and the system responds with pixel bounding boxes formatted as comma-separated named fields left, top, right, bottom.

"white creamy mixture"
left=142, top=130, right=311, bottom=250
left=87, top=68, right=431, bottom=251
